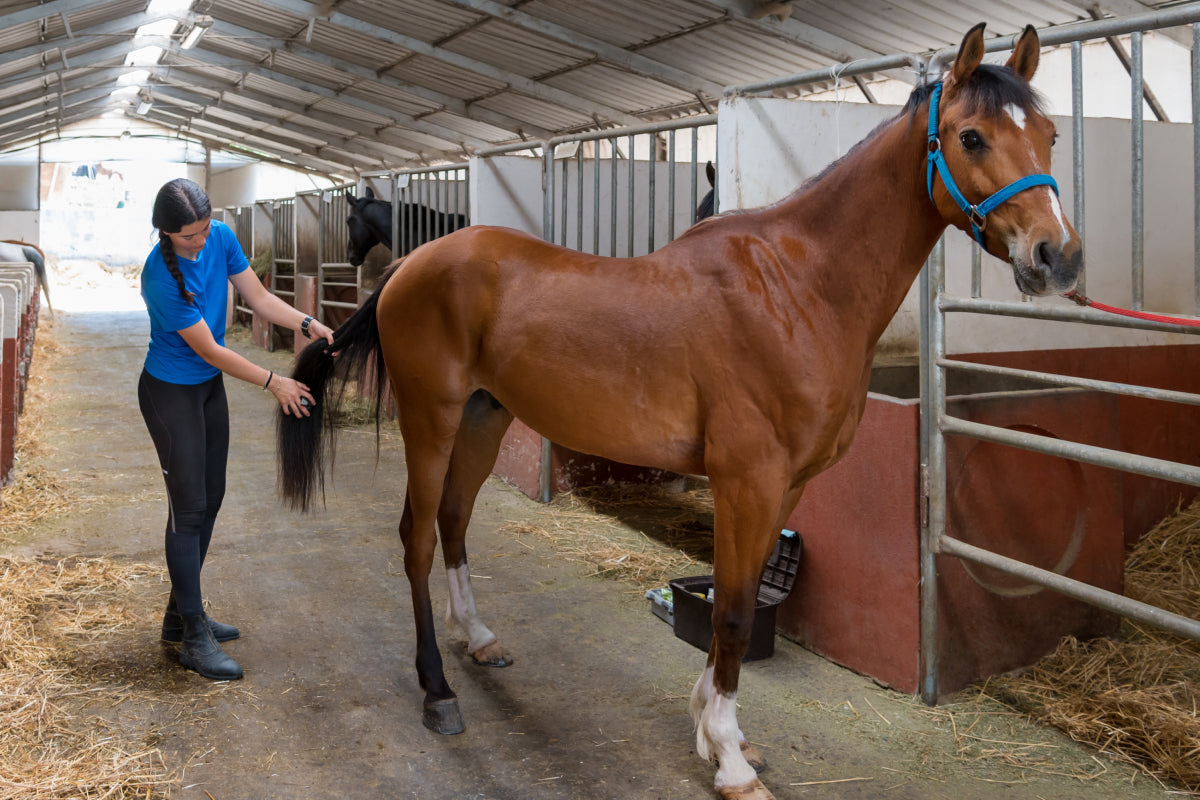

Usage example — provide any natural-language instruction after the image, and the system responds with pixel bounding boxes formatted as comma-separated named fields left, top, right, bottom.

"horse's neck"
left=772, top=108, right=946, bottom=338
left=369, top=203, right=393, bottom=249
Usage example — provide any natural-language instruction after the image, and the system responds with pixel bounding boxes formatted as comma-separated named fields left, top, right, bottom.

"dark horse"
left=344, top=186, right=468, bottom=267
left=0, top=240, right=52, bottom=316
left=279, top=25, right=1080, bottom=799
left=696, top=160, right=716, bottom=222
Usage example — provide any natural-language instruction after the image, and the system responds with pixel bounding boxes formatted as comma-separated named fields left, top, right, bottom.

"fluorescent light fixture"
left=136, top=90, right=154, bottom=115
left=180, top=15, right=213, bottom=49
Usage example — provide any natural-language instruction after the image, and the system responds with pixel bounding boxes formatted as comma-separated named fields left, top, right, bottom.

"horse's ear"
left=346, top=190, right=358, bottom=205
left=706, top=161, right=715, bottom=186
left=948, top=22, right=987, bottom=89
left=1005, top=25, right=1040, bottom=83
left=364, top=186, right=375, bottom=199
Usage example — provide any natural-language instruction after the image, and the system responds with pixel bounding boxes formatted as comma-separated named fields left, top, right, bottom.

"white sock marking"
left=445, top=564, right=497, bottom=653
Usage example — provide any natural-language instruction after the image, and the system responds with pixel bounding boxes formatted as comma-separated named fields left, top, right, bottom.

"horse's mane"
left=684, top=62, right=1046, bottom=234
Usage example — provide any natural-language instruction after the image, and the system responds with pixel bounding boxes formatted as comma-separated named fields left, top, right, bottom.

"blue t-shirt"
left=141, top=219, right=250, bottom=384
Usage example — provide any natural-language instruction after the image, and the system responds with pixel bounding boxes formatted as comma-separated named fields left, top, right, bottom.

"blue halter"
left=925, top=82, right=1058, bottom=247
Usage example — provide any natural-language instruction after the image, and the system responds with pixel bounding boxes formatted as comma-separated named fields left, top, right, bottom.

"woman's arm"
left=230, top=269, right=335, bottom=345
left=177, top=320, right=315, bottom=417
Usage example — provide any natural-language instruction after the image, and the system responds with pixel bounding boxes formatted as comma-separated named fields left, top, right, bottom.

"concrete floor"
left=7, top=272, right=1179, bottom=799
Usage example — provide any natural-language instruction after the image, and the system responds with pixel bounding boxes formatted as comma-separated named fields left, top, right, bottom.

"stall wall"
left=470, top=154, right=543, bottom=235
left=0, top=164, right=39, bottom=242
left=717, top=96, right=1196, bottom=357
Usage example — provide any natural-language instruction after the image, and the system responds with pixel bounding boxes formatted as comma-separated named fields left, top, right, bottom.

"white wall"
left=469, top=154, right=544, bottom=235
left=717, top=95, right=1197, bottom=357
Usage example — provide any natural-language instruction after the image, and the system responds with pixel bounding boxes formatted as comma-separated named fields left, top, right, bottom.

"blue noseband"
left=925, top=82, right=1058, bottom=247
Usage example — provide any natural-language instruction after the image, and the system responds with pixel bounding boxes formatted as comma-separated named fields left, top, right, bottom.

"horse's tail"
left=2, top=241, right=52, bottom=317
left=277, top=258, right=402, bottom=511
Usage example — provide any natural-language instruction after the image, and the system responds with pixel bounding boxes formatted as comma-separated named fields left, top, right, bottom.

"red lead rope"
left=1062, top=290, right=1200, bottom=328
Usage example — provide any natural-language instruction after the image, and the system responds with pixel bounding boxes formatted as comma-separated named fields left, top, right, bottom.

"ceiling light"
left=180, top=15, right=213, bottom=49
left=136, top=90, right=154, bottom=115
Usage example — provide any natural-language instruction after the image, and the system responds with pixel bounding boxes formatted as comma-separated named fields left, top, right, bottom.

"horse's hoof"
left=422, top=698, right=465, bottom=735
left=718, top=778, right=776, bottom=800
left=741, top=742, right=767, bottom=773
left=469, top=639, right=513, bottom=667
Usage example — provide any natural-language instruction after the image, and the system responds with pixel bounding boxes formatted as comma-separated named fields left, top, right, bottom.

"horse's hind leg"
left=438, top=390, right=514, bottom=667
left=395, top=398, right=469, bottom=735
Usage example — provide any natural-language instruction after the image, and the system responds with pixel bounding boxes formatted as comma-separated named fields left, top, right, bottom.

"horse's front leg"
left=692, top=469, right=802, bottom=800
left=440, top=391, right=515, bottom=667
left=398, top=494, right=464, bottom=735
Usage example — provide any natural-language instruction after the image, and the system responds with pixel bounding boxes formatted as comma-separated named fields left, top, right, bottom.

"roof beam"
left=143, top=106, right=363, bottom=174
left=700, top=0, right=914, bottom=84
left=0, top=0, right=117, bottom=28
left=153, top=36, right=486, bottom=150
left=440, top=0, right=726, bottom=98
left=0, top=11, right=177, bottom=65
left=256, top=0, right=644, bottom=126
left=1063, top=0, right=1193, bottom=49
left=151, top=84, right=422, bottom=164
left=203, top=18, right=546, bottom=139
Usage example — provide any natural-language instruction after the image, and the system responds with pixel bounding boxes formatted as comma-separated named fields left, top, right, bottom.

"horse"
left=279, top=24, right=1080, bottom=800
left=696, top=160, right=716, bottom=222
left=345, top=186, right=468, bottom=267
left=0, top=240, right=52, bottom=317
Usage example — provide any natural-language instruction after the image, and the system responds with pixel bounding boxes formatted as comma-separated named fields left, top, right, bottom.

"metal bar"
left=938, top=357, right=1200, bottom=407
left=1195, top=24, right=1200, bottom=315
left=938, top=536, right=1200, bottom=641
left=938, top=294, right=1200, bottom=335
left=576, top=148, right=584, bottom=252
left=668, top=129, right=676, bottom=243
left=919, top=233, right=946, bottom=706
left=627, top=134, right=635, bottom=257
left=593, top=144, right=601, bottom=255
left=1072, top=40, right=1086, bottom=297
left=970, top=241, right=981, bottom=298
left=690, top=128, right=699, bottom=224
left=648, top=135, right=657, bottom=254
left=1132, top=31, right=1145, bottom=310
left=729, top=52, right=922, bottom=96
left=546, top=115, right=717, bottom=147
left=610, top=143, right=618, bottom=258
left=940, top=416, right=1200, bottom=486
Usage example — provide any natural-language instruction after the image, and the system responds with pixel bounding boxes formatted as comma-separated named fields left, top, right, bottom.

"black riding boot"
left=179, top=613, right=243, bottom=680
left=162, top=592, right=240, bottom=642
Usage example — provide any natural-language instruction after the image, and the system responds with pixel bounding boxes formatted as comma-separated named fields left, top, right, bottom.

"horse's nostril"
left=1037, top=241, right=1053, bottom=269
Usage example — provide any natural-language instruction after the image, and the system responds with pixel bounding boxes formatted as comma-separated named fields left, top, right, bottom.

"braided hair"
left=151, top=178, right=212, bottom=306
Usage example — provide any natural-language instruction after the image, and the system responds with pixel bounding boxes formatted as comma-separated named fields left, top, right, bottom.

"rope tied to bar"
left=1063, top=290, right=1200, bottom=328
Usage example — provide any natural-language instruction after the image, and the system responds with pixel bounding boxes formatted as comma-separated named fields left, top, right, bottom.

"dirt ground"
left=3, top=260, right=1181, bottom=799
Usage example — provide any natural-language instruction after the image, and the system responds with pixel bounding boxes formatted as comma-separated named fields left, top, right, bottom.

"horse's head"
left=927, top=23, right=1082, bottom=296
left=345, top=186, right=389, bottom=267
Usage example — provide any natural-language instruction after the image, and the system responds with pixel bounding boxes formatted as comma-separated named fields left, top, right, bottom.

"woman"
left=139, top=178, right=335, bottom=680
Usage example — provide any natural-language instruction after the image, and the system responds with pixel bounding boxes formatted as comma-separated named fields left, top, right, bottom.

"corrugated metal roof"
left=0, top=0, right=1189, bottom=180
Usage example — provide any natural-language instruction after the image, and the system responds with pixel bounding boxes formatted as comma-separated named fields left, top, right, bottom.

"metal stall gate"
left=316, top=184, right=359, bottom=326
left=225, top=205, right=255, bottom=324
left=391, top=164, right=470, bottom=258
left=918, top=5, right=1200, bottom=702
left=268, top=197, right=296, bottom=352
left=543, top=118, right=716, bottom=258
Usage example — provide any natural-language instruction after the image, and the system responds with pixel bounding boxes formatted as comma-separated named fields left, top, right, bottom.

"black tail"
left=277, top=260, right=403, bottom=511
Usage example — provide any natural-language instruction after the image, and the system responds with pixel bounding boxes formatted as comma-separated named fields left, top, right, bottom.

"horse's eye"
left=960, top=130, right=984, bottom=151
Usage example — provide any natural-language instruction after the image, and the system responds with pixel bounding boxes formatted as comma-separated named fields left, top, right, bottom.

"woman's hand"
left=271, top=374, right=317, bottom=417
left=304, top=317, right=336, bottom=346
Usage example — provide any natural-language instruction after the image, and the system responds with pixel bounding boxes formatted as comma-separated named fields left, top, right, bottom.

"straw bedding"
left=988, top=498, right=1200, bottom=794
left=508, top=481, right=1200, bottom=793
left=0, top=555, right=173, bottom=799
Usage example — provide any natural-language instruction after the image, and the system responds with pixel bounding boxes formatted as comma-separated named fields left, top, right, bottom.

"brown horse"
left=278, top=24, right=1080, bottom=800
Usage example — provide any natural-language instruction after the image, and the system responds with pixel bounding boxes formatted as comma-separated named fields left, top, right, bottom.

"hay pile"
left=989, top=498, right=1200, bottom=793
left=502, top=481, right=714, bottom=591
left=0, top=555, right=172, bottom=799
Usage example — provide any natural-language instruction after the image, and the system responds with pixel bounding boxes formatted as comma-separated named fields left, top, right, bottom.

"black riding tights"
left=138, top=369, right=229, bottom=617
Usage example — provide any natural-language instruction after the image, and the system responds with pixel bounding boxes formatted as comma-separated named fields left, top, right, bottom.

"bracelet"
left=263, top=370, right=274, bottom=392
left=301, top=316, right=314, bottom=339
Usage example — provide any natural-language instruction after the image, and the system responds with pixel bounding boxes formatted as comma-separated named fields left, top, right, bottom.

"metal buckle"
left=927, top=136, right=941, bottom=154
left=968, top=206, right=986, bottom=230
